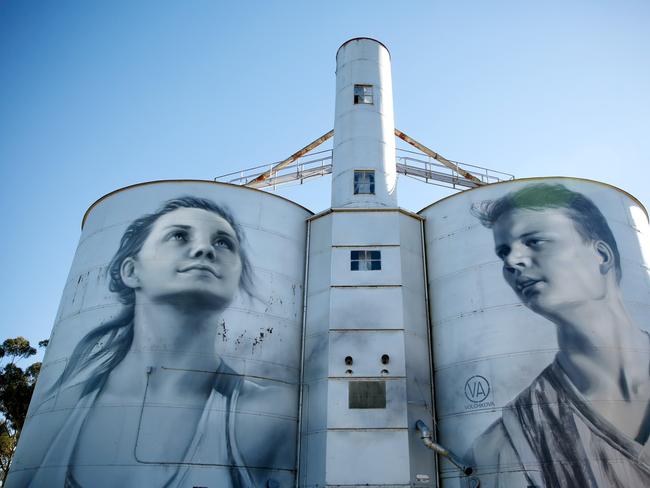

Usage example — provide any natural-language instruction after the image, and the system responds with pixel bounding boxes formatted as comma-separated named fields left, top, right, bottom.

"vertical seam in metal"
left=420, top=217, right=440, bottom=487
left=295, top=217, right=311, bottom=487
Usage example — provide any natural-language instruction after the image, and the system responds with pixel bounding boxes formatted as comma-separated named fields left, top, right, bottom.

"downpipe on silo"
left=415, top=420, right=474, bottom=477
left=419, top=218, right=440, bottom=487
left=294, top=218, right=311, bottom=487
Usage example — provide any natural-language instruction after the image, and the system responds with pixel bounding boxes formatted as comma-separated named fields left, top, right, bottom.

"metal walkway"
left=215, top=147, right=513, bottom=190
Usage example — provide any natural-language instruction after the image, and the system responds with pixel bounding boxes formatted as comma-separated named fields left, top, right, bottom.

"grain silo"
left=8, top=38, right=650, bottom=488
left=420, top=178, right=650, bottom=488
left=8, top=182, right=310, bottom=487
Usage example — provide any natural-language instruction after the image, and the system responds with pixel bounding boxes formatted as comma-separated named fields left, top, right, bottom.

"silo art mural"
left=422, top=178, right=650, bottom=488
left=7, top=182, right=310, bottom=488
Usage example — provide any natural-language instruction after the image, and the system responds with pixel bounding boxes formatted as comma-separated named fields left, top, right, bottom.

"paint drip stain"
left=216, top=319, right=227, bottom=342
left=252, top=327, right=274, bottom=351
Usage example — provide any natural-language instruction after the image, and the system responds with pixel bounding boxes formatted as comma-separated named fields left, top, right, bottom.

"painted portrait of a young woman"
left=7, top=196, right=296, bottom=488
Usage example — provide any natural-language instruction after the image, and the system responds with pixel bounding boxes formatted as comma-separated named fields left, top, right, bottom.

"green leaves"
left=0, top=337, right=37, bottom=364
left=0, top=421, right=16, bottom=483
left=0, top=337, right=47, bottom=482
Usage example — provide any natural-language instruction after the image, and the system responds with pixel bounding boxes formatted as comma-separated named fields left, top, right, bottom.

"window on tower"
left=350, top=250, right=381, bottom=271
left=354, top=170, right=375, bottom=194
left=353, top=84, right=374, bottom=104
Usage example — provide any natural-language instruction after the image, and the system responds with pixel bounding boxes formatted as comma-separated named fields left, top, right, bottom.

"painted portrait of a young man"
left=466, top=184, right=650, bottom=487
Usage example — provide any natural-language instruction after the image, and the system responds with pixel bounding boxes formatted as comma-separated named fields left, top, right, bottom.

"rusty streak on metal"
left=394, top=128, right=483, bottom=185
left=246, top=130, right=334, bottom=186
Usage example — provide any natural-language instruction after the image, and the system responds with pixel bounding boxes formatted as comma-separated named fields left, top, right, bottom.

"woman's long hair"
left=52, top=196, right=255, bottom=397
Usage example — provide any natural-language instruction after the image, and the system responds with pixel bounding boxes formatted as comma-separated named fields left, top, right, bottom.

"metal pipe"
left=419, top=220, right=440, bottom=487
left=294, top=218, right=311, bottom=487
left=415, top=420, right=473, bottom=476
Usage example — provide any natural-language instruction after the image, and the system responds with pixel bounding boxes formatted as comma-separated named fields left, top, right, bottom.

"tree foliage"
left=0, top=421, right=15, bottom=484
left=0, top=337, right=47, bottom=483
left=0, top=338, right=36, bottom=364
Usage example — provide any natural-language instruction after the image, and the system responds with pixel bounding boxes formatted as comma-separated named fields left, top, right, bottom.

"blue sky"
left=1, top=0, right=649, bottom=358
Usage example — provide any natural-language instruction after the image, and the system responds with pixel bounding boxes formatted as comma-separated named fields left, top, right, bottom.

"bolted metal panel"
left=330, top=286, right=404, bottom=329
left=326, top=430, right=411, bottom=485
left=348, top=381, right=387, bottom=409
left=331, top=209, right=401, bottom=246
left=328, top=330, right=407, bottom=379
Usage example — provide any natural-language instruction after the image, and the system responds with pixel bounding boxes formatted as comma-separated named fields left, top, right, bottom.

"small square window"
left=351, top=250, right=381, bottom=271
left=354, top=84, right=374, bottom=104
left=354, top=170, right=375, bottom=194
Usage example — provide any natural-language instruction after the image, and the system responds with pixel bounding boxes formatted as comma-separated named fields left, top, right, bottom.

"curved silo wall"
left=8, top=181, right=311, bottom=488
left=420, top=178, right=650, bottom=488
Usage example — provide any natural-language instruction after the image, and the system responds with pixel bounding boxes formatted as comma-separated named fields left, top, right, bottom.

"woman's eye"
left=169, top=231, right=187, bottom=241
left=214, top=238, right=234, bottom=250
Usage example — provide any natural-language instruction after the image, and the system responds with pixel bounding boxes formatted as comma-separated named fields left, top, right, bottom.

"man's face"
left=492, top=208, right=607, bottom=315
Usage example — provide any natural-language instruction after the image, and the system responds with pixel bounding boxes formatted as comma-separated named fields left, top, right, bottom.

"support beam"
left=394, top=129, right=483, bottom=185
left=246, top=130, right=334, bottom=186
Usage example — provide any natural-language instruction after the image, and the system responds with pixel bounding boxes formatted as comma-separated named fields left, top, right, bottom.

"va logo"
left=464, top=375, right=490, bottom=403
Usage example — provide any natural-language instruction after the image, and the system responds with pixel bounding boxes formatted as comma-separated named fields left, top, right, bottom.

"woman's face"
left=123, top=207, right=243, bottom=309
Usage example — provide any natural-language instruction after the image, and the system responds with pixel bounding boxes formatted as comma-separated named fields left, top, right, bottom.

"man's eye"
left=495, top=247, right=509, bottom=260
left=525, top=238, right=543, bottom=247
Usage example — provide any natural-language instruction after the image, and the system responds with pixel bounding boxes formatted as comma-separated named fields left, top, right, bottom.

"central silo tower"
left=299, top=38, right=435, bottom=487
left=331, top=38, right=397, bottom=208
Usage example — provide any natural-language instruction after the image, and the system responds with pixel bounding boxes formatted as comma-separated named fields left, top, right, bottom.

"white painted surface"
left=331, top=210, right=401, bottom=245
left=332, top=38, right=397, bottom=208
left=326, top=430, right=411, bottom=485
